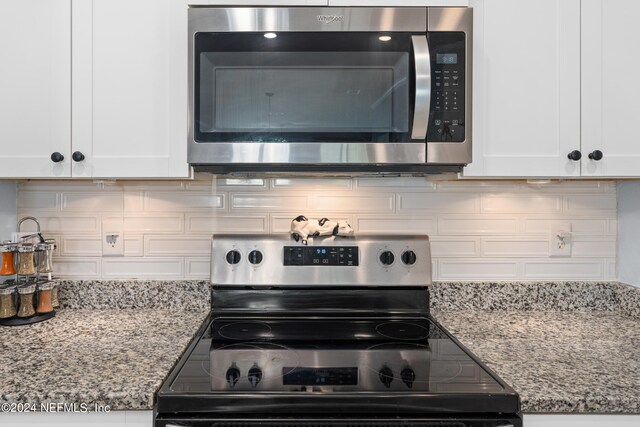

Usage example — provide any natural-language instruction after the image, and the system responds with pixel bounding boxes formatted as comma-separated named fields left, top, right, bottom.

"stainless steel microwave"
left=188, top=7, right=472, bottom=175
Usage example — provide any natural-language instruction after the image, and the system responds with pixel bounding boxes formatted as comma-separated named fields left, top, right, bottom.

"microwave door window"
left=195, top=33, right=417, bottom=144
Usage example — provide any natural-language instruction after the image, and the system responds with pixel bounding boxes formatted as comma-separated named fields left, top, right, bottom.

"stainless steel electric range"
left=155, top=235, right=521, bottom=427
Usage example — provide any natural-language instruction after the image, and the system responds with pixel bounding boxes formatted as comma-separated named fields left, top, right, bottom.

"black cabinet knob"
left=379, top=251, right=395, bottom=266
left=567, top=150, right=582, bottom=161
left=50, top=152, right=64, bottom=163
left=378, top=366, right=394, bottom=388
left=401, top=250, right=417, bottom=265
left=226, top=250, right=241, bottom=265
left=588, top=150, right=603, bottom=161
left=248, top=250, right=263, bottom=265
left=72, top=151, right=85, bottom=162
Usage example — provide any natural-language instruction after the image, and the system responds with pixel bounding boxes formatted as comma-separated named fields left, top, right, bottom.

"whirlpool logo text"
left=317, top=15, right=344, bottom=24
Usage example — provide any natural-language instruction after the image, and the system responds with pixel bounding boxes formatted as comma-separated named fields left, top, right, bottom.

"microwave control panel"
left=427, top=32, right=466, bottom=143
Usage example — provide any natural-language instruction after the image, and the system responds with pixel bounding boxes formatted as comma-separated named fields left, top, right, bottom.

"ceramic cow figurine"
left=290, top=215, right=354, bottom=245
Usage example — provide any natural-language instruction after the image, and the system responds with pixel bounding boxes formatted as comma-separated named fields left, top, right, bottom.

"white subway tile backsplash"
left=310, top=194, right=394, bottom=213
left=398, top=193, right=478, bottom=212
left=232, top=194, right=308, bottom=210
left=272, top=178, right=352, bottom=190
left=481, top=238, right=549, bottom=257
left=523, top=218, right=609, bottom=235
left=17, top=191, right=59, bottom=210
left=121, top=214, right=184, bottom=233
left=356, top=177, right=435, bottom=189
left=54, top=258, right=101, bottom=278
left=438, top=259, right=519, bottom=279
left=565, top=194, right=617, bottom=213
left=355, top=216, right=436, bottom=235
left=17, top=214, right=100, bottom=233
left=439, top=216, right=519, bottom=235
left=124, top=235, right=144, bottom=257
left=61, top=235, right=103, bottom=257
left=102, top=258, right=183, bottom=278
left=62, top=192, right=124, bottom=211
left=430, top=238, right=479, bottom=257
left=186, top=214, right=267, bottom=233
left=481, top=195, right=561, bottom=213
left=145, top=235, right=211, bottom=256
left=16, top=178, right=618, bottom=281
left=185, top=257, right=210, bottom=279
left=522, top=260, right=604, bottom=279
left=143, top=192, right=224, bottom=211
left=571, top=238, right=617, bottom=258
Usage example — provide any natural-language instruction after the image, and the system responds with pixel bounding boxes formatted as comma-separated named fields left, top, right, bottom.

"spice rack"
left=0, top=217, right=59, bottom=327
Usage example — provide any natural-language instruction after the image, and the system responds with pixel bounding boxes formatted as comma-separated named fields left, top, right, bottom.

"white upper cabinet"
left=464, top=0, right=581, bottom=178
left=328, top=1, right=468, bottom=5
left=72, top=0, right=189, bottom=179
left=581, top=0, right=640, bottom=177
left=0, top=1, right=72, bottom=178
left=188, top=1, right=328, bottom=5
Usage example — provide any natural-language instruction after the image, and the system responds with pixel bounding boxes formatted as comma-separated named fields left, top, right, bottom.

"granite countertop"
left=430, top=281, right=640, bottom=414
left=0, top=309, right=208, bottom=410
left=0, top=280, right=638, bottom=414
left=432, top=310, right=640, bottom=414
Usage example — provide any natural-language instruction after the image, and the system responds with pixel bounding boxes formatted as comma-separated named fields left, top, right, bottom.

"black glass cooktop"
left=166, top=316, right=505, bottom=394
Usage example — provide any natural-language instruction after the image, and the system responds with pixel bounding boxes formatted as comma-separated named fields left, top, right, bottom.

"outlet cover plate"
left=549, top=221, right=572, bottom=257
left=102, top=219, right=124, bottom=257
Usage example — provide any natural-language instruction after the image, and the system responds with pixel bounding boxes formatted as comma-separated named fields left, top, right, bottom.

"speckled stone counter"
left=1, top=280, right=638, bottom=414
left=0, top=309, right=208, bottom=410
left=432, top=283, right=640, bottom=414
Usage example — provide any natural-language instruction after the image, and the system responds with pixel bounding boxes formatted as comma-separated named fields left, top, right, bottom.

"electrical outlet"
left=549, top=221, right=572, bottom=257
left=102, top=219, right=124, bottom=256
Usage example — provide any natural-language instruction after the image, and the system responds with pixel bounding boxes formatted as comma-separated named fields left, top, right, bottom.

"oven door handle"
left=411, top=35, right=431, bottom=140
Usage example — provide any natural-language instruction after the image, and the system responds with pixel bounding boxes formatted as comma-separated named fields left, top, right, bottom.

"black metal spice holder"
left=0, top=217, right=58, bottom=327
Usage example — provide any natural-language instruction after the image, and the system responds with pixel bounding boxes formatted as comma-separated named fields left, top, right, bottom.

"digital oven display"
left=436, top=53, right=458, bottom=64
left=283, top=367, right=358, bottom=386
left=284, top=246, right=359, bottom=266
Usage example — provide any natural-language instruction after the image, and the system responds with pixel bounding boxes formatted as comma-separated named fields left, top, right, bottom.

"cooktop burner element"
left=218, top=322, right=273, bottom=340
left=375, top=321, right=431, bottom=340
left=156, top=235, right=521, bottom=427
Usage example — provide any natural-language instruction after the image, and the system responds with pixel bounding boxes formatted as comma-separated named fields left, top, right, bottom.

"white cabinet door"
left=581, top=0, right=640, bottom=177
left=328, top=1, right=468, bottom=5
left=72, top=0, right=190, bottom=179
left=189, top=1, right=327, bottom=5
left=464, top=0, right=581, bottom=177
left=0, top=1, right=71, bottom=178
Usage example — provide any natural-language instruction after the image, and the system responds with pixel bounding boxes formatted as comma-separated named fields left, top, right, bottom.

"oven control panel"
left=211, top=235, right=432, bottom=286
left=427, top=32, right=466, bottom=143
left=284, top=246, right=359, bottom=266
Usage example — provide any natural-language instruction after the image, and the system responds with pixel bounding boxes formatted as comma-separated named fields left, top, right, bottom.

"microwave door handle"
left=411, top=35, right=431, bottom=140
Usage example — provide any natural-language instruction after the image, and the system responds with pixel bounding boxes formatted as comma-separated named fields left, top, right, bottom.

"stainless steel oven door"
left=187, top=7, right=471, bottom=167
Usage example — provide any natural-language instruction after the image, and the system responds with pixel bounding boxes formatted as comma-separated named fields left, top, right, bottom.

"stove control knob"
left=226, top=250, right=241, bottom=265
left=401, top=368, right=416, bottom=389
left=226, top=365, right=241, bottom=388
left=248, top=250, right=263, bottom=265
left=379, top=251, right=395, bottom=266
left=248, top=364, right=263, bottom=388
left=378, top=366, right=394, bottom=388
left=401, top=250, right=417, bottom=266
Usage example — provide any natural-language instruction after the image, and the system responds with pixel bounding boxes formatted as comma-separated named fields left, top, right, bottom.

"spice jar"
left=36, top=281, right=54, bottom=314
left=17, top=244, right=36, bottom=277
left=36, top=240, right=55, bottom=279
left=0, top=243, right=17, bottom=276
left=0, top=285, right=17, bottom=319
left=17, top=284, right=36, bottom=318
left=51, top=283, right=60, bottom=308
